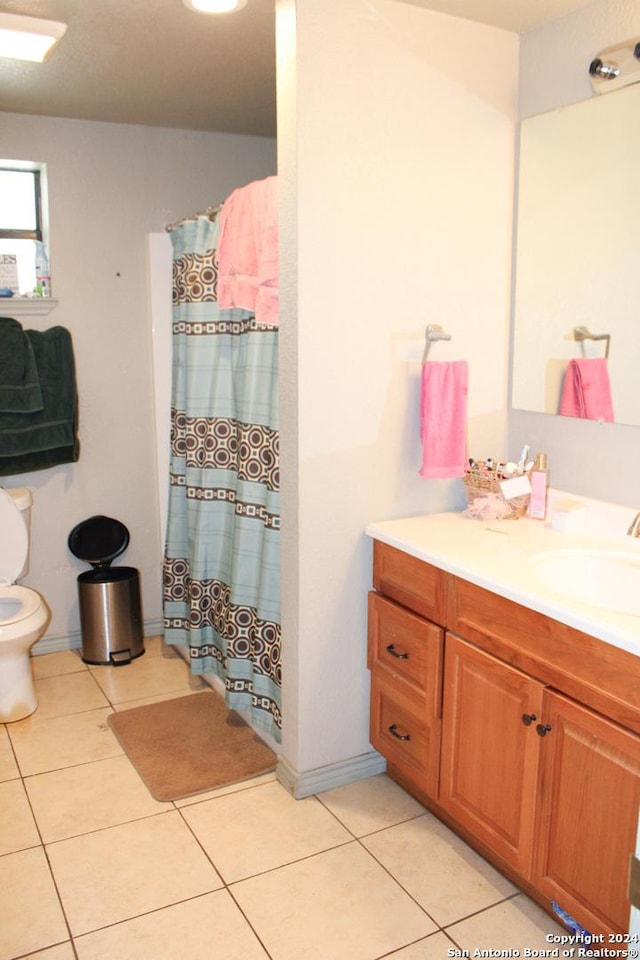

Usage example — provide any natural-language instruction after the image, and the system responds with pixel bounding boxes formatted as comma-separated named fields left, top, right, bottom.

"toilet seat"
left=0, top=585, right=43, bottom=625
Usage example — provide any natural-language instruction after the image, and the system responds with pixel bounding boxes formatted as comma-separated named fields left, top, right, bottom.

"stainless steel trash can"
left=77, top=566, right=144, bottom=665
left=68, top=515, right=145, bottom=666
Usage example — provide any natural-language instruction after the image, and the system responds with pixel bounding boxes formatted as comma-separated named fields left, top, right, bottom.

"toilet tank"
left=6, top=487, right=33, bottom=580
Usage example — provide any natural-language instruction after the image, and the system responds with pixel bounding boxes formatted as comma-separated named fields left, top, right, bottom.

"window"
left=0, top=162, right=48, bottom=296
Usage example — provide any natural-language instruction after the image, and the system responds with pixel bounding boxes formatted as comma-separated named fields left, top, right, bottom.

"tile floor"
left=1, top=636, right=565, bottom=960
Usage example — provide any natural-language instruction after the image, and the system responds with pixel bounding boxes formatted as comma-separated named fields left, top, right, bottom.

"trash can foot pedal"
left=110, top=649, right=132, bottom=666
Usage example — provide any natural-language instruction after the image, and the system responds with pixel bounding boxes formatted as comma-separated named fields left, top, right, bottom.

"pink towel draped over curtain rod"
left=215, top=175, right=279, bottom=326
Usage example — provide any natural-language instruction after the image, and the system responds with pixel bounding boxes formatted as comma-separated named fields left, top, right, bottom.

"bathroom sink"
left=532, top=548, right=640, bottom=617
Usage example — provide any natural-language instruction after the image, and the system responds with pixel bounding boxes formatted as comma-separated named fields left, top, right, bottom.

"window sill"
left=0, top=297, right=59, bottom=318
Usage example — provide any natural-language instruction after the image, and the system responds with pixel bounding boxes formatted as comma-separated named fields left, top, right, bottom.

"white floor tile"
left=90, top=653, right=204, bottom=704
left=0, top=846, right=68, bottom=960
left=386, top=931, right=463, bottom=959
left=0, top=723, right=19, bottom=781
left=31, top=649, right=87, bottom=680
left=447, top=892, right=566, bottom=948
left=74, top=890, right=269, bottom=960
left=362, top=812, right=516, bottom=927
left=318, top=772, right=426, bottom=836
left=22, top=944, right=76, bottom=960
left=0, top=778, right=40, bottom=854
left=110, top=687, right=208, bottom=712
left=8, top=707, right=122, bottom=775
left=174, top=769, right=276, bottom=807
left=231, top=841, right=437, bottom=960
left=142, top=635, right=181, bottom=659
left=25, top=755, right=173, bottom=842
left=47, top=810, right=223, bottom=936
left=182, top=778, right=352, bottom=883
left=33, top=671, right=109, bottom=719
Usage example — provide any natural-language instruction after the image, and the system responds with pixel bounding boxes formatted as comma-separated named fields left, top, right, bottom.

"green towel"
left=0, top=316, right=44, bottom=413
left=0, top=324, right=79, bottom=476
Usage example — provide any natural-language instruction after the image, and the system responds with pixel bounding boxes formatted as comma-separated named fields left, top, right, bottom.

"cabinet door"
left=440, top=634, right=544, bottom=874
left=532, top=690, right=640, bottom=934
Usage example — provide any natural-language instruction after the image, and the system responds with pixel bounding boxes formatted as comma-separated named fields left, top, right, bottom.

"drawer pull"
left=386, top=643, right=409, bottom=660
left=521, top=713, right=537, bottom=726
left=389, top=723, right=411, bottom=741
left=536, top=723, right=553, bottom=737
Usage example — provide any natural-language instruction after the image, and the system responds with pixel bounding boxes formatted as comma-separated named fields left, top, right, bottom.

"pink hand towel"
left=215, top=175, right=278, bottom=325
left=419, top=360, right=468, bottom=479
left=558, top=358, right=614, bottom=422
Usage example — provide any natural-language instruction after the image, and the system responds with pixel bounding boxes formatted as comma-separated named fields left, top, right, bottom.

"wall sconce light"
left=0, top=11, right=67, bottom=62
left=182, top=0, right=247, bottom=13
left=589, top=36, right=640, bottom=94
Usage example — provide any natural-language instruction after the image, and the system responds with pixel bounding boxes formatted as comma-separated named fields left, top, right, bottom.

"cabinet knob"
left=388, top=723, right=411, bottom=741
left=521, top=713, right=537, bottom=726
left=386, top=643, right=409, bottom=660
left=536, top=723, right=552, bottom=737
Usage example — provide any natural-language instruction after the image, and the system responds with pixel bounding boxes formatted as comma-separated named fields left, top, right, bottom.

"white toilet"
left=0, top=487, right=50, bottom=722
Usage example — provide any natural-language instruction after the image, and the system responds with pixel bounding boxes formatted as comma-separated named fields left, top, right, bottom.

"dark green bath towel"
left=0, top=316, right=44, bottom=413
left=0, top=322, right=79, bottom=476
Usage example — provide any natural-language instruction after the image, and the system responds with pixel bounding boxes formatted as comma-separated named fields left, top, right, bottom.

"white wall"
left=1, top=112, right=276, bottom=648
left=509, top=0, right=640, bottom=508
left=277, top=0, right=518, bottom=788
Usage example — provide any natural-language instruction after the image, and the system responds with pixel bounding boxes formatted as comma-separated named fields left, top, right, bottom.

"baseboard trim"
left=276, top=750, right=387, bottom=799
left=32, top=619, right=165, bottom=656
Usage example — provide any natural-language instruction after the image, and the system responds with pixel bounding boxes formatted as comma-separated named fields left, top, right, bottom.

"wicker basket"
left=463, top=471, right=529, bottom=520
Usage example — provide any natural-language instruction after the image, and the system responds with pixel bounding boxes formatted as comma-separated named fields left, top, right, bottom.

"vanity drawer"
left=368, top=592, right=443, bottom=705
left=370, top=671, right=440, bottom=798
left=373, top=540, right=447, bottom=623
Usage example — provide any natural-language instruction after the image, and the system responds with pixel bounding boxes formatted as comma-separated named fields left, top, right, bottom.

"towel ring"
left=422, top=324, right=452, bottom=362
left=573, top=325, right=611, bottom=359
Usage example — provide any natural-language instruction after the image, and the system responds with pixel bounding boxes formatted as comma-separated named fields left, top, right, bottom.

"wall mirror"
left=511, top=82, right=640, bottom=426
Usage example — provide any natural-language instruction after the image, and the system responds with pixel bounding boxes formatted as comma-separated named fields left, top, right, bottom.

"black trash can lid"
left=68, top=515, right=130, bottom=568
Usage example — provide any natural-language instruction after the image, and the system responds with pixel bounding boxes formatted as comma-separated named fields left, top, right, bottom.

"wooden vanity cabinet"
left=369, top=539, right=640, bottom=935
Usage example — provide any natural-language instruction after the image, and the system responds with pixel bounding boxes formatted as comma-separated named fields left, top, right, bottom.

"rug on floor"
left=107, top=691, right=277, bottom=801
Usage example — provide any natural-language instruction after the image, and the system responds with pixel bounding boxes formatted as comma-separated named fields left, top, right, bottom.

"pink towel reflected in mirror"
left=558, top=358, right=614, bottom=423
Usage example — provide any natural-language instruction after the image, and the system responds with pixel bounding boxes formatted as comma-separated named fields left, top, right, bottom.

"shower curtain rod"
left=165, top=204, right=221, bottom=233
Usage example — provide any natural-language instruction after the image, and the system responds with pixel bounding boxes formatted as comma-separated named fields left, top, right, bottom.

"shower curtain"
left=162, top=213, right=281, bottom=742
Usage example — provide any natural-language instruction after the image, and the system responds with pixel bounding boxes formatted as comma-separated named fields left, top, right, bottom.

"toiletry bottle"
left=34, top=241, right=50, bottom=298
left=528, top=453, right=549, bottom=520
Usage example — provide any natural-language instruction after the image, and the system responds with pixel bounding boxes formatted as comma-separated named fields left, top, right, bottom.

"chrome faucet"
left=628, top=512, right=640, bottom=537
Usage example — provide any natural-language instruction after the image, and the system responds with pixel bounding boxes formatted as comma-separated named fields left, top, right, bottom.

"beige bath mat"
left=107, top=691, right=276, bottom=801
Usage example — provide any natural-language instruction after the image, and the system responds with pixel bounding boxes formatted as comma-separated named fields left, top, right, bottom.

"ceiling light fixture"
left=0, top=11, right=67, bottom=62
left=182, top=0, right=247, bottom=14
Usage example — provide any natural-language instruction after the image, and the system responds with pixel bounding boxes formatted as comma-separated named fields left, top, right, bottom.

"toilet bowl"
left=0, top=488, right=50, bottom=722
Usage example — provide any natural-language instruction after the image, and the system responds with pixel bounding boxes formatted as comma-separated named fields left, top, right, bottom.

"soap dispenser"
left=528, top=453, right=549, bottom=520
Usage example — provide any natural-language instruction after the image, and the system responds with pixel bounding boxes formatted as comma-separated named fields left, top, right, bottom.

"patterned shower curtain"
left=162, top=214, right=281, bottom=742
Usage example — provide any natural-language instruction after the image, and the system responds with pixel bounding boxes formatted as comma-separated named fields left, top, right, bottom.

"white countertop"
left=366, top=491, right=640, bottom=658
